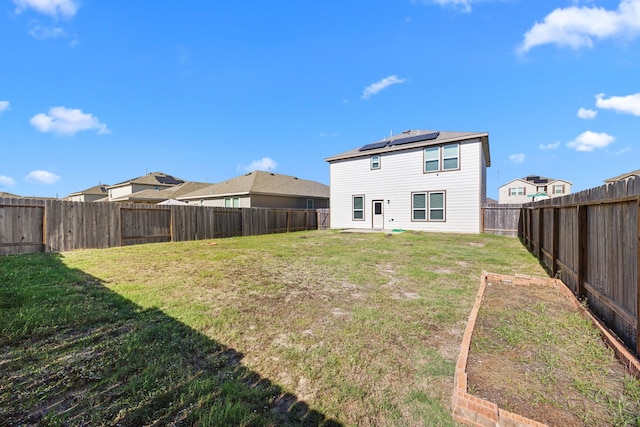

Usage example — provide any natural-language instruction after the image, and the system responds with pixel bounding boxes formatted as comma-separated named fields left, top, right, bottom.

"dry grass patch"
left=468, top=280, right=640, bottom=426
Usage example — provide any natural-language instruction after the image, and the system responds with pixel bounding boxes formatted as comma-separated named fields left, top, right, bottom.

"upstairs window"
left=536, top=185, right=547, bottom=193
left=370, top=155, right=381, bottom=170
left=509, top=187, right=525, bottom=196
left=424, top=144, right=459, bottom=173
left=553, top=184, right=564, bottom=194
left=442, top=144, right=459, bottom=170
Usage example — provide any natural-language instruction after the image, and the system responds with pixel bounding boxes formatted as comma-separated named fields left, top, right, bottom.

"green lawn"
left=1, top=230, right=547, bottom=426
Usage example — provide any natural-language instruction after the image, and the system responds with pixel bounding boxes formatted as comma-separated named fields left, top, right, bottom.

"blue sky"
left=1, top=0, right=639, bottom=200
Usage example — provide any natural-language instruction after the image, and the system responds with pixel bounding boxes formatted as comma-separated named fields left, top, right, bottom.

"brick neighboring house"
left=498, top=175, right=571, bottom=204
left=177, top=170, right=330, bottom=209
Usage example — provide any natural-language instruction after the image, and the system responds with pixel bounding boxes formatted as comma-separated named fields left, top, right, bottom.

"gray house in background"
left=177, top=170, right=330, bottom=209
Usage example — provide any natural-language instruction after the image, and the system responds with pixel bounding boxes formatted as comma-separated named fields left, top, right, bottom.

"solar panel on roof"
left=156, top=175, right=184, bottom=185
left=359, top=141, right=389, bottom=151
left=389, top=131, right=440, bottom=147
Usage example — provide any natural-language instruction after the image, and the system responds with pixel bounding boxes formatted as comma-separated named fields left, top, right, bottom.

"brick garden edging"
left=451, top=271, right=640, bottom=427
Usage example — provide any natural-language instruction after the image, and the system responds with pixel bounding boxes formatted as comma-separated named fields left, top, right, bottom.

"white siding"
left=109, top=184, right=134, bottom=200
left=329, top=140, right=484, bottom=233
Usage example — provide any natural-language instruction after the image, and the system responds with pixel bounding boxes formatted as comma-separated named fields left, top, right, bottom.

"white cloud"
left=319, top=132, right=338, bottom=138
left=430, top=0, right=473, bottom=13
left=577, top=107, right=597, bottom=119
left=26, top=170, right=60, bottom=185
left=0, top=101, right=9, bottom=113
left=29, top=24, right=67, bottom=40
left=362, top=75, right=408, bottom=100
left=567, top=130, right=615, bottom=152
left=509, top=153, right=526, bottom=163
left=596, top=92, right=640, bottom=116
left=517, top=0, right=640, bottom=53
left=540, top=141, right=560, bottom=150
left=0, top=175, right=16, bottom=187
left=13, top=0, right=79, bottom=18
left=242, top=157, right=277, bottom=173
left=30, top=106, right=110, bottom=136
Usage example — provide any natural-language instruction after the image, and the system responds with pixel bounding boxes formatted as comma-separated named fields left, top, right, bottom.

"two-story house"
left=498, top=175, right=571, bottom=204
left=106, top=172, right=186, bottom=202
left=325, top=129, right=490, bottom=233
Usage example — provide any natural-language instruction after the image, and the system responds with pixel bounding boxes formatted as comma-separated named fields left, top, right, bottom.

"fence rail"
left=0, top=197, right=322, bottom=255
left=519, top=178, right=640, bottom=358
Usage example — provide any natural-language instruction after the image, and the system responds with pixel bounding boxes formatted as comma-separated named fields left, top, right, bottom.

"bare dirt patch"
left=467, top=280, right=640, bottom=426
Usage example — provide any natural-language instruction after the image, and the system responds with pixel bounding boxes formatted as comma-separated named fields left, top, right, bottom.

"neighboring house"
left=109, top=181, right=211, bottom=204
left=66, top=184, right=110, bottom=202
left=604, top=169, right=640, bottom=184
left=0, top=191, right=21, bottom=198
left=325, top=129, right=490, bottom=233
left=498, top=175, right=571, bottom=204
left=106, top=172, right=186, bottom=202
left=177, top=170, right=330, bottom=209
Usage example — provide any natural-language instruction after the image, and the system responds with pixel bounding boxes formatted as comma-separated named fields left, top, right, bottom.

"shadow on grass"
left=0, top=252, right=340, bottom=426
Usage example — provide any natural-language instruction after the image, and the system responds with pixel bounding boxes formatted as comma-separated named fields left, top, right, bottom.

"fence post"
left=577, top=204, right=587, bottom=299
left=552, top=207, right=559, bottom=276
left=636, top=198, right=640, bottom=357
left=537, top=207, right=544, bottom=259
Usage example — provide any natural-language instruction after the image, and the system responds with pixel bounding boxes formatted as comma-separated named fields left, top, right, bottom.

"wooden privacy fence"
left=520, top=177, right=640, bottom=358
left=0, top=197, right=322, bottom=255
left=482, top=204, right=522, bottom=237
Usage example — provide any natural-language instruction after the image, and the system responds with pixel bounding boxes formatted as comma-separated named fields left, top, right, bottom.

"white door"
left=372, top=200, right=384, bottom=229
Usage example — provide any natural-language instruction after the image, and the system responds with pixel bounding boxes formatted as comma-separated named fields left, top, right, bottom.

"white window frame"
left=553, top=184, right=564, bottom=194
left=370, top=155, right=381, bottom=170
left=509, top=187, right=525, bottom=196
left=224, top=197, right=240, bottom=208
left=424, top=144, right=459, bottom=173
left=412, top=191, right=446, bottom=222
left=306, top=199, right=314, bottom=209
left=353, top=195, right=365, bottom=221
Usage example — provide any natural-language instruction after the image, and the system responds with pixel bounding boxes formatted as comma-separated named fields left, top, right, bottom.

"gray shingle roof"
left=178, top=171, right=329, bottom=200
left=107, top=172, right=185, bottom=189
left=109, top=181, right=210, bottom=202
left=604, top=169, right=640, bottom=183
left=325, top=129, right=491, bottom=166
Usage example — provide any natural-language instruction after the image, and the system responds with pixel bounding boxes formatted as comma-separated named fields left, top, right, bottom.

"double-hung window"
left=352, top=195, right=364, bottom=220
left=509, top=187, right=525, bottom=196
left=224, top=197, right=240, bottom=207
left=412, top=191, right=446, bottom=221
left=370, top=155, right=381, bottom=170
left=306, top=199, right=314, bottom=209
left=553, top=184, right=564, bottom=194
left=424, top=144, right=459, bottom=173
